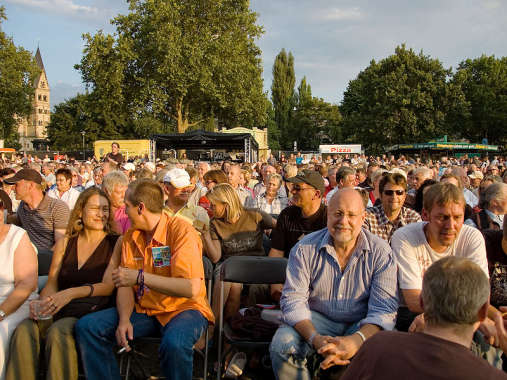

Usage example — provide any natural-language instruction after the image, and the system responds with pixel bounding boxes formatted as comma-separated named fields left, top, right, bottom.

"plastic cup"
left=31, top=300, right=52, bottom=320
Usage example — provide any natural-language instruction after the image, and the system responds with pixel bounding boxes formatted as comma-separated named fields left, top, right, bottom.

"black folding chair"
left=216, top=256, right=287, bottom=380
left=121, top=256, right=214, bottom=380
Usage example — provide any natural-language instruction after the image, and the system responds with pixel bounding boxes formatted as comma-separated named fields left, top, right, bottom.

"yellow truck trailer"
left=94, top=139, right=152, bottom=161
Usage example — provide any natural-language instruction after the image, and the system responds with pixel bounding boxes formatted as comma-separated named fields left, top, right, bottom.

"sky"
left=3, top=0, right=507, bottom=108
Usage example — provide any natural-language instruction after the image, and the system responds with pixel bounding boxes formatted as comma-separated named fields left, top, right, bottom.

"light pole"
left=81, top=131, right=86, bottom=161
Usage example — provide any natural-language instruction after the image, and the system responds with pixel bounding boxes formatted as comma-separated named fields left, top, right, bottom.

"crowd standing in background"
left=0, top=145, right=506, bottom=379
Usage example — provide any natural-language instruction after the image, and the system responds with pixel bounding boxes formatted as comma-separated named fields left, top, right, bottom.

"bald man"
left=270, top=188, right=398, bottom=379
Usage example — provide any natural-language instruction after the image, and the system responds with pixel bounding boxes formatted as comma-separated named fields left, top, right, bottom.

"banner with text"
left=319, top=144, right=362, bottom=154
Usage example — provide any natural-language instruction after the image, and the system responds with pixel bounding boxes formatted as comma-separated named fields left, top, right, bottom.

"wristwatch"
left=0, top=310, right=6, bottom=320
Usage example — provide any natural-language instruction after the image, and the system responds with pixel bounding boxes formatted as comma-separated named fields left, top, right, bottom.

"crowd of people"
left=0, top=144, right=506, bottom=379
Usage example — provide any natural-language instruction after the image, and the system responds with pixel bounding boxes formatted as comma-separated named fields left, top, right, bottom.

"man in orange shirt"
left=75, top=179, right=213, bottom=380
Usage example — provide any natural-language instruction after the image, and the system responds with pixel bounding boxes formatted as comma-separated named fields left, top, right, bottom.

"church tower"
left=17, top=47, right=50, bottom=151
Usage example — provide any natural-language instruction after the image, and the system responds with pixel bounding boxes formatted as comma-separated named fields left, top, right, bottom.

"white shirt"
left=463, top=188, right=478, bottom=208
left=325, top=187, right=338, bottom=205
left=47, top=187, right=81, bottom=210
left=391, top=222, right=488, bottom=304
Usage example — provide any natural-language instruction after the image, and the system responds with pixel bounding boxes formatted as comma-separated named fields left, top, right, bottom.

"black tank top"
left=57, top=234, right=118, bottom=290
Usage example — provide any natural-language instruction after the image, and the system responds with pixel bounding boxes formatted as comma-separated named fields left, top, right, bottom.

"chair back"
left=202, top=256, right=213, bottom=281
left=38, top=251, right=53, bottom=276
left=220, top=256, right=287, bottom=284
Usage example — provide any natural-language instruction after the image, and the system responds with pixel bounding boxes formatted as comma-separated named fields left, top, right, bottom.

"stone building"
left=17, top=47, right=50, bottom=151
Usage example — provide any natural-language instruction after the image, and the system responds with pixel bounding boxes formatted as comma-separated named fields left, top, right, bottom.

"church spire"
left=35, top=47, right=45, bottom=72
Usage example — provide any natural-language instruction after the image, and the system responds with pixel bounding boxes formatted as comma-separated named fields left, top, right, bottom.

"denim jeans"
left=74, top=307, right=207, bottom=380
left=269, top=310, right=359, bottom=380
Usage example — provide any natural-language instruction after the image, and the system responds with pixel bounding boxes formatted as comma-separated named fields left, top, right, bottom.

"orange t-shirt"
left=121, top=212, right=214, bottom=326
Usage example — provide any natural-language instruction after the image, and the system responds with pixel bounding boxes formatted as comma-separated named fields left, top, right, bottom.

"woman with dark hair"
left=47, top=168, right=81, bottom=210
left=414, top=179, right=437, bottom=215
left=6, top=187, right=120, bottom=380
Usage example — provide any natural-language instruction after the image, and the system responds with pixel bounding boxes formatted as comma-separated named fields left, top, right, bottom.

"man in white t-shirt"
left=391, top=183, right=501, bottom=340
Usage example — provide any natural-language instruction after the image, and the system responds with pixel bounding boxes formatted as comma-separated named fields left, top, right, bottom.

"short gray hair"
left=102, top=170, right=129, bottom=195
left=267, top=173, right=283, bottom=188
left=422, top=257, right=489, bottom=327
left=479, top=182, right=507, bottom=210
left=336, top=166, right=355, bottom=183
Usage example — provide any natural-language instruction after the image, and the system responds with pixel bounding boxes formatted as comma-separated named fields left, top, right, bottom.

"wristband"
left=136, top=269, right=143, bottom=285
left=136, top=269, right=145, bottom=302
left=87, top=284, right=94, bottom=297
left=307, top=331, right=318, bottom=346
left=354, top=330, right=366, bottom=343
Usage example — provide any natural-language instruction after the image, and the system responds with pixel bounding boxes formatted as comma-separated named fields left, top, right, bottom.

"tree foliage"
left=271, top=48, right=295, bottom=148
left=46, top=92, right=167, bottom=150
left=265, top=100, right=280, bottom=150
left=452, top=55, right=507, bottom=145
left=340, top=45, right=469, bottom=152
left=0, top=6, right=40, bottom=145
left=292, top=77, right=341, bottom=150
left=76, top=0, right=266, bottom=135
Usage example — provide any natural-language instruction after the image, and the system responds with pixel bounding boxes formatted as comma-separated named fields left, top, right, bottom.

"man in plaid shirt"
left=364, top=172, right=421, bottom=243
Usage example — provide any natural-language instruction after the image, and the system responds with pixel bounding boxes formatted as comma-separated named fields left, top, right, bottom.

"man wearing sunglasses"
left=364, top=172, right=421, bottom=243
left=267, top=170, right=327, bottom=302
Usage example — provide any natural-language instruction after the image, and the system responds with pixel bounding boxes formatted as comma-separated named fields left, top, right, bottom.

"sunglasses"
left=383, top=190, right=405, bottom=196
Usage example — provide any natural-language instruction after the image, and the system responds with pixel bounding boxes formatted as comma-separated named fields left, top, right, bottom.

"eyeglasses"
left=292, top=185, right=313, bottom=192
left=383, top=190, right=405, bottom=196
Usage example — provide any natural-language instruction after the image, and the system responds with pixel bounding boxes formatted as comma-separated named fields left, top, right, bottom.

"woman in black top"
left=6, top=188, right=120, bottom=380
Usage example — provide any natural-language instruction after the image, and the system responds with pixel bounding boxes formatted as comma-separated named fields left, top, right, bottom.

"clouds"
left=312, top=7, right=362, bottom=21
left=4, top=0, right=507, bottom=107
left=252, top=0, right=507, bottom=103
left=4, top=0, right=114, bottom=21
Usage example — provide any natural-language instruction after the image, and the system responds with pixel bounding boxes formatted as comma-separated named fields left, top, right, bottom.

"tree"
left=288, top=76, right=341, bottom=150
left=292, top=99, right=341, bottom=151
left=340, top=45, right=469, bottom=152
left=0, top=7, right=40, bottom=146
left=265, top=100, right=280, bottom=150
left=271, top=48, right=295, bottom=149
left=452, top=55, right=507, bottom=145
left=296, top=76, right=312, bottom=108
left=46, top=92, right=166, bottom=150
left=76, top=0, right=266, bottom=134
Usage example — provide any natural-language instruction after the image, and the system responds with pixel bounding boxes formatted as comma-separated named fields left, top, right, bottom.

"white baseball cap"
left=122, top=162, right=136, bottom=171
left=163, top=168, right=191, bottom=188
left=144, top=162, right=155, bottom=172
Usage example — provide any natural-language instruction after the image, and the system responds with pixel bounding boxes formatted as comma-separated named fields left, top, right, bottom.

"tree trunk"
left=176, top=97, right=203, bottom=133
left=176, top=97, right=187, bottom=134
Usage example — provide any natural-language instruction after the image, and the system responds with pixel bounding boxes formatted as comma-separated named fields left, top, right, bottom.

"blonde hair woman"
left=201, top=184, right=274, bottom=327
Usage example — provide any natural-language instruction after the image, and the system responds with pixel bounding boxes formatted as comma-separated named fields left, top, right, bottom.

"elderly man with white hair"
left=451, top=166, right=478, bottom=208
left=465, top=182, right=507, bottom=231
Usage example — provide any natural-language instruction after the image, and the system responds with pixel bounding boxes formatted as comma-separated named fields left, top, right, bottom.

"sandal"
left=224, top=351, right=247, bottom=379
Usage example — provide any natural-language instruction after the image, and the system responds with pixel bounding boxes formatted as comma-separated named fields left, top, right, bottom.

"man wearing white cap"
left=162, top=168, right=209, bottom=234
left=121, top=162, right=136, bottom=180
left=469, top=170, right=484, bottom=197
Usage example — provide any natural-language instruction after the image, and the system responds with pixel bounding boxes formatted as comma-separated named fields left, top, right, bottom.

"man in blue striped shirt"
left=269, top=188, right=399, bottom=379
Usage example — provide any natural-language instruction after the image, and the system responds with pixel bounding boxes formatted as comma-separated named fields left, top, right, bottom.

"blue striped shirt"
left=280, top=227, right=399, bottom=331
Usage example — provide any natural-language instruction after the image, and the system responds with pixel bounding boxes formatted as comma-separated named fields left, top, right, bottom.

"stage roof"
left=152, top=130, right=259, bottom=151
